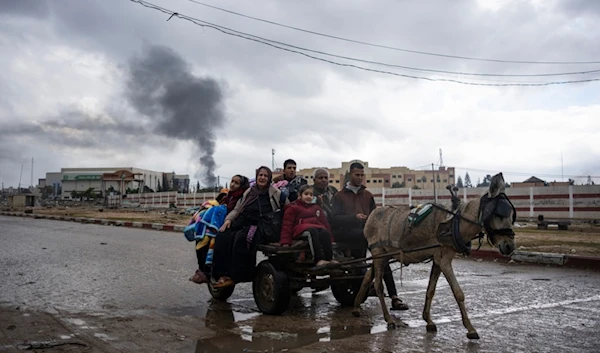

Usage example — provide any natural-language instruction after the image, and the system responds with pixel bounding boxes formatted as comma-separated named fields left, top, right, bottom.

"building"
left=8, top=194, right=36, bottom=208
left=173, top=174, right=190, bottom=193
left=38, top=172, right=62, bottom=198
left=275, top=160, right=456, bottom=191
left=512, top=176, right=546, bottom=188
left=57, top=167, right=164, bottom=199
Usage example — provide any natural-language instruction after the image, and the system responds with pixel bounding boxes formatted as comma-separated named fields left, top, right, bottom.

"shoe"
left=391, top=297, right=409, bottom=311
left=189, top=270, right=208, bottom=284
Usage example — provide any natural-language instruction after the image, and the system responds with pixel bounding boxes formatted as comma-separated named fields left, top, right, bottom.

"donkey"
left=351, top=173, right=516, bottom=339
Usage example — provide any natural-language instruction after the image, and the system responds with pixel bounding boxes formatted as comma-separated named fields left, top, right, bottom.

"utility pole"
left=561, top=150, right=564, bottom=181
left=272, top=149, right=275, bottom=170
left=432, top=163, right=437, bottom=203
left=18, top=164, right=23, bottom=192
left=31, top=157, right=34, bottom=188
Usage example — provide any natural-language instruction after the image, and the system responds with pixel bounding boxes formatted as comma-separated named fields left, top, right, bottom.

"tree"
left=568, top=179, right=575, bottom=185
left=157, top=181, right=162, bottom=192
left=196, top=181, right=201, bottom=192
left=391, top=181, right=405, bottom=188
left=39, top=185, right=54, bottom=199
left=456, top=176, right=464, bottom=188
left=477, top=174, right=492, bottom=187
left=464, top=172, right=472, bottom=188
left=412, top=185, right=421, bottom=190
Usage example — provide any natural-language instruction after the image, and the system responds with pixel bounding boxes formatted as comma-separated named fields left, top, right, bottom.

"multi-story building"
left=49, top=167, right=165, bottom=199
left=173, top=174, right=190, bottom=193
left=281, top=160, right=456, bottom=191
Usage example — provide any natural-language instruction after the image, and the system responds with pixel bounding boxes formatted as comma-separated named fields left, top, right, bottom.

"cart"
left=207, top=239, right=369, bottom=315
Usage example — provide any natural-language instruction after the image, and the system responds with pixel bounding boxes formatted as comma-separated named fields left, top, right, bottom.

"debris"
left=16, top=341, right=88, bottom=350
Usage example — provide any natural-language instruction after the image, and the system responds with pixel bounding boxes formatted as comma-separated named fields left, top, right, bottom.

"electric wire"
left=184, top=0, right=600, bottom=65
left=129, top=0, right=600, bottom=86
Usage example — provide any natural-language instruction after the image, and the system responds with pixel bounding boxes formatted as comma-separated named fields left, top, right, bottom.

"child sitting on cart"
left=280, top=185, right=335, bottom=267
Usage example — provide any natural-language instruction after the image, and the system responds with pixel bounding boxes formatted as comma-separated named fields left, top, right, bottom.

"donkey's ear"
left=488, top=173, right=505, bottom=197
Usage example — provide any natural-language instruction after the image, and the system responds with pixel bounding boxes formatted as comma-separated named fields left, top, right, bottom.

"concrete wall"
left=106, top=185, right=600, bottom=220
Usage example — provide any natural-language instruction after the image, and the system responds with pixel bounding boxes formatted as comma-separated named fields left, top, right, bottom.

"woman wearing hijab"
left=212, top=166, right=288, bottom=288
left=189, top=175, right=250, bottom=284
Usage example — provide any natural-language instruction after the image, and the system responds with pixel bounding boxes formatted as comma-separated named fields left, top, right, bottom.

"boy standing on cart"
left=331, top=162, right=409, bottom=311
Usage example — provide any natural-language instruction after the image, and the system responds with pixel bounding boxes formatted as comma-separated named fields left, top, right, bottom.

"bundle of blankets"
left=183, top=200, right=227, bottom=265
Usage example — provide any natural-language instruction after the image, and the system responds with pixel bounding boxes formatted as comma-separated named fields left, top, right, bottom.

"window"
left=392, top=175, right=397, bottom=178
left=443, top=179, right=447, bottom=182
left=385, top=179, right=389, bottom=183
left=431, top=179, right=434, bottom=182
left=329, top=180, right=333, bottom=183
left=417, top=179, right=421, bottom=183
left=367, top=180, right=371, bottom=183
left=449, top=174, right=454, bottom=178
left=408, top=178, right=412, bottom=182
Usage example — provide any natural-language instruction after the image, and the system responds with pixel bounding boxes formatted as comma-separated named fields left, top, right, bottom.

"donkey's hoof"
left=426, top=324, right=437, bottom=332
left=467, top=332, right=480, bottom=340
left=387, top=322, right=397, bottom=330
left=352, top=310, right=360, bottom=318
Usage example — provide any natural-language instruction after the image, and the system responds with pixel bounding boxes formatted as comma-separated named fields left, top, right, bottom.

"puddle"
left=64, top=318, right=86, bottom=326
left=157, top=306, right=209, bottom=317
left=184, top=324, right=378, bottom=352
left=157, top=304, right=261, bottom=326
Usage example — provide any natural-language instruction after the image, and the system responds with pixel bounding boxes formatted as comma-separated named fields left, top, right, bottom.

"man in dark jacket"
left=312, top=168, right=338, bottom=222
left=272, top=159, right=307, bottom=202
left=331, top=162, right=408, bottom=311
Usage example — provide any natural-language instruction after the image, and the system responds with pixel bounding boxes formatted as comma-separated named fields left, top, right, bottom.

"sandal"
left=391, top=297, right=409, bottom=311
left=212, top=277, right=235, bottom=288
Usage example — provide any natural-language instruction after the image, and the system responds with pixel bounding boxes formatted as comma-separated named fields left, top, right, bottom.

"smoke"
left=125, top=45, right=225, bottom=186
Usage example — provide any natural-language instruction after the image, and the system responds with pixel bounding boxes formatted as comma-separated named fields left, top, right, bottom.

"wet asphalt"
left=1, top=215, right=599, bottom=353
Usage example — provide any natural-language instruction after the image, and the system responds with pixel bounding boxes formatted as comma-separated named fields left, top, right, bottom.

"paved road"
left=1, top=215, right=599, bottom=352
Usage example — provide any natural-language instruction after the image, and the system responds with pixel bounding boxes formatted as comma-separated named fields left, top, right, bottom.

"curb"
left=470, top=249, right=600, bottom=270
left=0, top=211, right=183, bottom=234
left=2, top=211, right=599, bottom=270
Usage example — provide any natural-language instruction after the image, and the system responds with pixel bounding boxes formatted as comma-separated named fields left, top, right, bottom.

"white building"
left=55, top=167, right=164, bottom=199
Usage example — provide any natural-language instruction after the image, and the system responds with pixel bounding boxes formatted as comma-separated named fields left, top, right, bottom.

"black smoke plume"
left=125, top=45, right=225, bottom=186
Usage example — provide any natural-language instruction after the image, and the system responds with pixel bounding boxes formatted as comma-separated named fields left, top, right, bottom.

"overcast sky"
left=1, top=0, right=599, bottom=188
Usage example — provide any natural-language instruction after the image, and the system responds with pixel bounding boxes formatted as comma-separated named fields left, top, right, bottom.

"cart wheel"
left=331, top=279, right=367, bottom=307
left=253, top=260, right=291, bottom=315
left=207, top=281, right=235, bottom=301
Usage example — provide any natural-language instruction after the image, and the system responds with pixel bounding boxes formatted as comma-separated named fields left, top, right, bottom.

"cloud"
left=1, top=0, right=599, bottom=189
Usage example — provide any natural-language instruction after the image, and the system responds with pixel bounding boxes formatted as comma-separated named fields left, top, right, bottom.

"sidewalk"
left=2, top=210, right=599, bottom=270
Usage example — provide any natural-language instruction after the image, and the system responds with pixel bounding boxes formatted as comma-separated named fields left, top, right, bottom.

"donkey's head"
left=479, top=173, right=516, bottom=256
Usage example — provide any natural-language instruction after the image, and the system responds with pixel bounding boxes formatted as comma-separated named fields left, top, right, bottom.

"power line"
left=183, top=0, right=600, bottom=65
left=173, top=1, right=600, bottom=78
left=129, top=0, right=600, bottom=87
